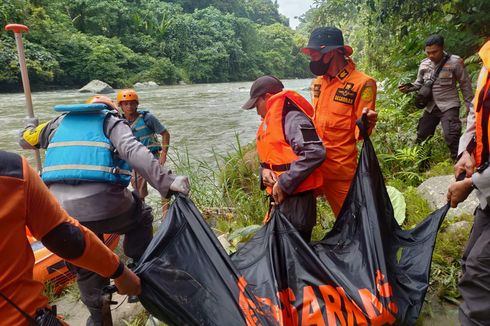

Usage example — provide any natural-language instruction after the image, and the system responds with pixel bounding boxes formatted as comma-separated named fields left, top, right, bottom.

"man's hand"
left=362, top=108, right=378, bottom=128
left=261, top=168, right=277, bottom=188
left=170, top=176, right=190, bottom=195
left=398, top=83, right=413, bottom=94
left=272, top=182, right=286, bottom=204
left=447, top=177, right=474, bottom=208
left=454, top=151, right=475, bottom=178
left=24, top=117, right=39, bottom=128
left=114, top=265, right=141, bottom=296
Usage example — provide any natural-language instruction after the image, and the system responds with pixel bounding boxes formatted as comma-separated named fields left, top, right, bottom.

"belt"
left=260, top=162, right=291, bottom=172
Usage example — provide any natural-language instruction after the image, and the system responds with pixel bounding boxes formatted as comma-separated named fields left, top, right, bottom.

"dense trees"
left=0, top=0, right=307, bottom=91
left=301, top=0, right=489, bottom=80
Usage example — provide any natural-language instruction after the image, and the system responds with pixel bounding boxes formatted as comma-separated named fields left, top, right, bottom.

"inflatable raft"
left=28, top=230, right=120, bottom=293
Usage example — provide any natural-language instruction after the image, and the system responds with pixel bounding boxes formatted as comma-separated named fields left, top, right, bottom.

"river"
left=0, top=79, right=312, bottom=168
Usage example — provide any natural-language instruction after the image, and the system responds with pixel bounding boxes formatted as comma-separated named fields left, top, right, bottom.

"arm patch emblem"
left=361, top=86, right=374, bottom=101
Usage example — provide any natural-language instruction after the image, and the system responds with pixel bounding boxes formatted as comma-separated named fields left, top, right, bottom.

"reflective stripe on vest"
left=130, top=111, right=162, bottom=152
left=256, top=90, right=323, bottom=195
left=42, top=108, right=132, bottom=186
left=43, top=164, right=132, bottom=176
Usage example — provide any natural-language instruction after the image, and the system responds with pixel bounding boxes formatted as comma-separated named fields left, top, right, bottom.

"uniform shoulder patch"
left=361, top=86, right=374, bottom=102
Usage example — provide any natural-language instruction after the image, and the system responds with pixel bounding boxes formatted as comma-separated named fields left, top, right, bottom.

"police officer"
left=242, top=76, right=326, bottom=242
left=19, top=96, right=190, bottom=325
left=302, top=27, right=378, bottom=217
left=447, top=40, right=490, bottom=326
left=399, top=34, right=474, bottom=161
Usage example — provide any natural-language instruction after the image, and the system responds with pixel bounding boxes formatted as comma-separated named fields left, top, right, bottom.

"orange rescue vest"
left=475, top=41, right=490, bottom=166
left=256, top=90, right=323, bottom=194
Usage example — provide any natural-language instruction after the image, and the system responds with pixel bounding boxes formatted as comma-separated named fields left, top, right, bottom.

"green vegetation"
left=0, top=0, right=309, bottom=91
left=10, top=0, right=488, bottom=321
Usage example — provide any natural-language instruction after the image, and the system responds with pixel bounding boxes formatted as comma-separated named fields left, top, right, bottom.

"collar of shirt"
left=321, top=60, right=355, bottom=85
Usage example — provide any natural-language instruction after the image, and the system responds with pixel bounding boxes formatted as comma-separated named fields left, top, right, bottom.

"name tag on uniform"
left=334, top=82, right=356, bottom=105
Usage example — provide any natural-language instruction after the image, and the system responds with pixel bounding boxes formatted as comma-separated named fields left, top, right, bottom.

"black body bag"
left=134, top=117, right=449, bottom=325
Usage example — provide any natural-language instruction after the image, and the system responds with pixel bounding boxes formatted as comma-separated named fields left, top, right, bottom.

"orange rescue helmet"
left=85, top=95, right=118, bottom=111
left=117, top=89, right=139, bottom=106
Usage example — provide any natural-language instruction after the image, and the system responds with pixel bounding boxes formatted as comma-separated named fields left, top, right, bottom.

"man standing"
left=399, top=34, right=473, bottom=161
left=447, top=40, right=490, bottom=326
left=117, top=89, right=171, bottom=216
left=0, top=150, right=141, bottom=325
left=302, top=27, right=378, bottom=217
left=19, top=95, right=190, bottom=325
left=242, top=76, right=325, bottom=242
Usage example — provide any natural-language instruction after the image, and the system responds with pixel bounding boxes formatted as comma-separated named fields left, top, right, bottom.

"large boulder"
left=133, top=81, right=159, bottom=89
left=417, top=175, right=478, bottom=219
left=78, top=80, right=114, bottom=94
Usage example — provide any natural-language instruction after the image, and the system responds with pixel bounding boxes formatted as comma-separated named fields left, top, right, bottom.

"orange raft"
left=28, top=230, right=120, bottom=293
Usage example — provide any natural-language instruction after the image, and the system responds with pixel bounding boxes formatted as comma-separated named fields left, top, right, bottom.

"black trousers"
left=459, top=206, right=490, bottom=326
left=67, top=195, right=153, bottom=326
left=416, top=106, right=462, bottom=161
left=276, top=190, right=317, bottom=242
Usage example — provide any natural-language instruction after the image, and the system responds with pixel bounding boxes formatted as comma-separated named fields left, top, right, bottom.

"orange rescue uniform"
left=312, top=60, right=377, bottom=215
left=0, top=152, right=121, bottom=325
left=257, top=90, right=323, bottom=194
left=475, top=41, right=490, bottom=167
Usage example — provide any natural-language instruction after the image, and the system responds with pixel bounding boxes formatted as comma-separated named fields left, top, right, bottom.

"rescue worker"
left=0, top=150, right=141, bottom=325
left=19, top=95, right=190, bottom=326
left=399, top=34, right=473, bottom=162
left=448, top=40, right=490, bottom=326
left=117, top=89, right=170, bottom=217
left=302, top=26, right=378, bottom=217
left=242, top=75, right=326, bottom=242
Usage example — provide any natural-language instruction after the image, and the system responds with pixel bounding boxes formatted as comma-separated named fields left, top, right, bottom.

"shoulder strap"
left=0, top=289, right=37, bottom=325
left=431, top=54, right=451, bottom=81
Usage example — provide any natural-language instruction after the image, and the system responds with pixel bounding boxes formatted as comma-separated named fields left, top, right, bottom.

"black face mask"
left=309, top=52, right=336, bottom=76
left=309, top=60, right=329, bottom=76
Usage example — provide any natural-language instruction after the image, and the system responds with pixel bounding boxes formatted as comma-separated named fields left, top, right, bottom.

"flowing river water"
left=0, top=79, right=312, bottom=168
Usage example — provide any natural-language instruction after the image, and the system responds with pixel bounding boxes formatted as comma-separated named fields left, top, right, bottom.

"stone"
left=133, top=81, right=159, bottom=88
left=79, top=80, right=114, bottom=94
left=417, top=175, right=478, bottom=219
left=444, top=220, right=472, bottom=234
left=55, top=291, right=145, bottom=325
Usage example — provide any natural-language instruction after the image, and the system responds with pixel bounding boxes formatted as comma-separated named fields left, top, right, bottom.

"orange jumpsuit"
left=0, top=152, right=121, bottom=325
left=312, top=60, right=377, bottom=216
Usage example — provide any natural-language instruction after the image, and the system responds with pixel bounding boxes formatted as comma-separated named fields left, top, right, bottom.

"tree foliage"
left=0, top=0, right=307, bottom=90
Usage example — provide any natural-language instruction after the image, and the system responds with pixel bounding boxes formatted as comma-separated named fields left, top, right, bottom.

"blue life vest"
left=129, top=111, right=162, bottom=153
left=42, top=104, right=132, bottom=186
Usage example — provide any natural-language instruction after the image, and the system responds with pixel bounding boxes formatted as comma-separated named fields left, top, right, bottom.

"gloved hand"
left=169, top=176, right=190, bottom=196
left=24, top=117, right=39, bottom=128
